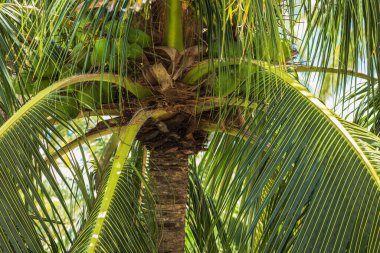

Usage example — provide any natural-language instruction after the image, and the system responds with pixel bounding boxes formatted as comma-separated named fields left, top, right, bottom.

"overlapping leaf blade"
left=69, top=142, right=157, bottom=253
left=193, top=67, right=380, bottom=252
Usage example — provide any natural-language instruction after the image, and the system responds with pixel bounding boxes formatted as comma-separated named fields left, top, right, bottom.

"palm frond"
left=70, top=109, right=166, bottom=252
left=0, top=72, right=143, bottom=251
left=337, top=82, right=380, bottom=136
left=294, top=0, right=379, bottom=107
left=0, top=2, right=25, bottom=117
left=0, top=90, right=88, bottom=251
left=191, top=63, right=380, bottom=252
left=186, top=164, right=233, bottom=252
left=70, top=140, right=158, bottom=252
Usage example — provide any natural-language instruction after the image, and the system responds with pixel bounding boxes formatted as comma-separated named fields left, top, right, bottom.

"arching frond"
left=70, top=109, right=167, bottom=253
left=0, top=2, right=25, bottom=118
left=0, top=73, right=145, bottom=251
left=70, top=141, right=158, bottom=253
left=191, top=64, right=380, bottom=252
left=0, top=90, right=89, bottom=251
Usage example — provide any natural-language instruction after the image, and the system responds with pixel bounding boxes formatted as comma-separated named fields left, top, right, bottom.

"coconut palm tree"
left=0, top=0, right=378, bottom=252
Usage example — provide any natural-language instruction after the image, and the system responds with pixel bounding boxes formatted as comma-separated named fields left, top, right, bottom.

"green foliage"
left=32, top=79, right=51, bottom=92
left=187, top=66, right=380, bottom=252
left=90, top=38, right=144, bottom=69
left=13, top=75, right=53, bottom=95
left=209, top=41, right=243, bottom=58
left=104, top=20, right=126, bottom=37
left=255, top=40, right=292, bottom=62
left=100, top=82, right=114, bottom=104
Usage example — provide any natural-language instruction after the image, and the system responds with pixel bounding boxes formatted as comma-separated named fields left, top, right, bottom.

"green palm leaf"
left=70, top=141, right=158, bottom=253
left=0, top=94, right=82, bottom=251
left=0, top=2, right=25, bottom=117
left=0, top=72, right=150, bottom=251
left=190, top=63, right=380, bottom=252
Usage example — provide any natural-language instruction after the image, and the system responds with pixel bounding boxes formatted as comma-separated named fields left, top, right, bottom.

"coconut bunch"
left=13, top=3, right=153, bottom=120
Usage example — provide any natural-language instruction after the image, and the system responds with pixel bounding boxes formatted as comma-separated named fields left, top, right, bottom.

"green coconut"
left=32, top=57, right=58, bottom=78
left=116, top=39, right=144, bottom=60
left=72, top=43, right=91, bottom=71
left=214, top=71, right=239, bottom=96
left=32, top=79, right=51, bottom=93
left=13, top=73, right=35, bottom=94
left=209, top=42, right=243, bottom=58
left=105, top=21, right=127, bottom=37
left=127, top=43, right=143, bottom=59
left=78, top=82, right=114, bottom=107
left=115, top=39, right=125, bottom=57
left=100, top=82, right=114, bottom=104
left=90, top=38, right=111, bottom=66
left=54, top=96, right=80, bottom=120
left=77, top=85, right=101, bottom=109
left=107, top=45, right=120, bottom=72
left=127, top=28, right=152, bottom=48
left=75, top=16, right=92, bottom=43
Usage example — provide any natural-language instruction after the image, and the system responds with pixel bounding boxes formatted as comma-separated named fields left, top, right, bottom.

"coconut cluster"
left=13, top=9, right=152, bottom=121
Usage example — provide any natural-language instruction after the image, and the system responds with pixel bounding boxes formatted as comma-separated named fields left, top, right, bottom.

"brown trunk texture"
left=149, top=150, right=189, bottom=253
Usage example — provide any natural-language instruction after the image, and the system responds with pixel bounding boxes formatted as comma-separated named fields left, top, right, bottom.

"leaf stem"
left=183, top=60, right=378, bottom=85
left=165, top=0, right=184, bottom=51
left=0, top=73, right=152, bottom=139
left=87, top=109, right=167, bottom=253
left=289, top=65, right=378, bottom=81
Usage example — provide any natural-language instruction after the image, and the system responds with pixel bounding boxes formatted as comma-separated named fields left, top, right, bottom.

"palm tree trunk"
left=149, top=150, right=189, bottom=253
